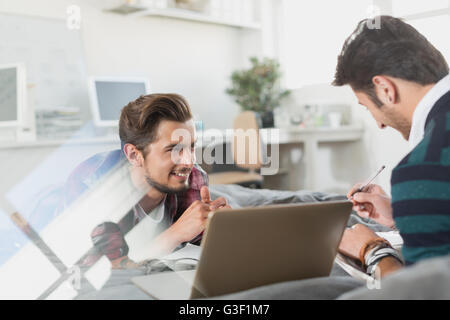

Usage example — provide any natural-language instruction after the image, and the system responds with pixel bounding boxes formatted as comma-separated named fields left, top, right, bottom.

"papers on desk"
left=376, top=230, right=403, bottom=250
left=162, top=243, right=202, bottom=261
left=335, top=253, right=372, bottom=282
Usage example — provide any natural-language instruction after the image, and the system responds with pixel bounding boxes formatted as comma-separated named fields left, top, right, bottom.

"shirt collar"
left=409, top=73, right=450, bottom=149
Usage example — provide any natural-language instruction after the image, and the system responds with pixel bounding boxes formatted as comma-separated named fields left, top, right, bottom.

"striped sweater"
left=391, top=90, right=450, bottom=265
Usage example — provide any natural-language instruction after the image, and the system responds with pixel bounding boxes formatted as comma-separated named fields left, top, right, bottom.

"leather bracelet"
left=366, top=248, right=404, bottom=276
left=359, top=237, right=391, bottom=266
left=366, top=247, right=403, bottom=267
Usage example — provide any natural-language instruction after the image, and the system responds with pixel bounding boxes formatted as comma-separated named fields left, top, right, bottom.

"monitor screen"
left=90, top=78, right=149, bottom=126
left=0, top=67, right=18, bottom=123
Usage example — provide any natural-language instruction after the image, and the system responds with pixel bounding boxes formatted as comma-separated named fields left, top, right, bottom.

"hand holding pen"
left=348, top=165, right=385, bottom=199
left=347, top=166, right=395, bottom=228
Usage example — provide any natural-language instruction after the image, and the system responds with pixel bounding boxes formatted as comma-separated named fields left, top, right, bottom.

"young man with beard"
left=334, top=16, right=450, bottom=279
left=64, top=94, right=230, bottom=268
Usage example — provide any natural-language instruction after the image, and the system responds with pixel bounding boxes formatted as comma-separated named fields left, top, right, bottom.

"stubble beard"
left=145, top=175, right=189, bottom=195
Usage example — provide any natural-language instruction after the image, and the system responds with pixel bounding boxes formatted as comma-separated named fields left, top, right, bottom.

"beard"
left=145, top=175, right=189, bottom=194
left=384, top=109, right=411, bottom=140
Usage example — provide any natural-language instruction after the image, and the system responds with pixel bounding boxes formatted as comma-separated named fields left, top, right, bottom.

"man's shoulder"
left=64, top=149, right=125, bottom=204
left=392, top=108, right=450, bottom=188
left=391, top=107, right=450, bottom=200
left=396, top=106, right=450, bottom=169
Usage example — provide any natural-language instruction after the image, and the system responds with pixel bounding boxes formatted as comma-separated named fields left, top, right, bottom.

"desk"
left=0, top=136, right=120, bottom=150
left=273, top=126, right=364, bottom=190
left=198, top=125, right=364, bottom=191
left=0, top=125, right=364, bottom=192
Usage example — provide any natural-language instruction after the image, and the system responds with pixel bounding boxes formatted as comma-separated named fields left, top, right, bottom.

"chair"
left=208, top=111, right=265, bottom=188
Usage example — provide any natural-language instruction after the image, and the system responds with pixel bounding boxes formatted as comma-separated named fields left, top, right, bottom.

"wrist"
left=160, top=225, right=185, bottom=248
left=359, top=237, right=391, bottom=266
left=366, top=249, right=403, bottom=277
left=374, top=255, right=403, bottom=277
left=111, top=256, right=135, bottom=269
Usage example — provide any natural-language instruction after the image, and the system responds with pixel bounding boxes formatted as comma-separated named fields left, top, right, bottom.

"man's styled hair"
left=333, top=15, right=449, bottom=107
left=119, top=93, right=193, bottom=153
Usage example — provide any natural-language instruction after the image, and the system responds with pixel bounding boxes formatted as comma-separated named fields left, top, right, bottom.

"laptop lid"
left=190, top=200, right=352, bottom=299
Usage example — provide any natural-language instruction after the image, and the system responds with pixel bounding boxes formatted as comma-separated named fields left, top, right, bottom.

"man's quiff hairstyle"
left=333, top=15, right=449, bottom=107
left=119, top=93, right=192, bottom=154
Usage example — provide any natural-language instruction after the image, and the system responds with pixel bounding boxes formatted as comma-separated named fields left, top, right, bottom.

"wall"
left=283, top=83, right=411, bottom=194
left=274, top=0, right=412, bottom=194
left=0, top=0, right=414, bottom=197
left=0, top=0, right=270, bottom=219
left=0, top=0, right=264, bottom=130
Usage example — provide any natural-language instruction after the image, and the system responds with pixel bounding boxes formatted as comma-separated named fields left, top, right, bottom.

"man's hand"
left=347, top=183, right=395, bottom=228
left=200, top=186, right=231, bottom=210
left=338, top=224, right=379, bottom=261
left=168, top=186, right=231, bottom=244
left=170, top=199, right=211, bottom=243
left=111, top=256, right=138, bottom=269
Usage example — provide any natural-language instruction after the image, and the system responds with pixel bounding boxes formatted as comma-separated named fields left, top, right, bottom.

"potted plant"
left=226, top=56, right=290, bottom=128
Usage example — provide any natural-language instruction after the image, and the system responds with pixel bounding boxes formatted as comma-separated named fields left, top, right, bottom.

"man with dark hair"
left=334, top=16, right=450, bottom=278
left=64, top=93, right=230, bottom=268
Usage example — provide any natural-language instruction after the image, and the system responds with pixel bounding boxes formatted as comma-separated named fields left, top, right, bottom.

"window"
left=279, top=0, right=375, bottom=88
left=392, top=0, right=449, bottom=17
left=392, top=0, right=450, bottom=64
left=409, top=15, right=450, bottom=63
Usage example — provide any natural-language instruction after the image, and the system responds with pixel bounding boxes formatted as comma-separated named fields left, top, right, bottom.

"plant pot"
left=260, top=111, right=274, bottom=128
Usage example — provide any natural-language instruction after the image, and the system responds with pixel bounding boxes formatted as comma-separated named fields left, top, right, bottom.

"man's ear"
left=372, top=75, right=398, bottom=106
left=123, top=143, right=143, bottom=167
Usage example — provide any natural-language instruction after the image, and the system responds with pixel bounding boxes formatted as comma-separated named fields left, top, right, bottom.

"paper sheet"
left=162, top=243, right=202, bottom=261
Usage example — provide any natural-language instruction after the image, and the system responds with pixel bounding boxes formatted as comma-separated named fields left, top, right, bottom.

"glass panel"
left=408, top=15, right=450, bottom=63
left=0, top=239, right=61, bottom=299
left=392, top=0, right=449, bottom=17
left=281, top=0, right=375, bottom=88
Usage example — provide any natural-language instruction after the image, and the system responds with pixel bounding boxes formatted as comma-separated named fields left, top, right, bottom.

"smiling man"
left=65, top=94, right=229, bottom=268
left=333, top=16, right=450, bottom=279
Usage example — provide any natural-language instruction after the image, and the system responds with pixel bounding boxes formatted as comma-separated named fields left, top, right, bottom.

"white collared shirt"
left=409, top=73, right=450, bottom=150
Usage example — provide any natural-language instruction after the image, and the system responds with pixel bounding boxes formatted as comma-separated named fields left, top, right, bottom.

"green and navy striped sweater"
left=391, top=90, right=450, bottom=265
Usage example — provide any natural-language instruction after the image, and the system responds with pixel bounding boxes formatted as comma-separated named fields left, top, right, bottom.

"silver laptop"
left=132, top=200, right=352, bottom=299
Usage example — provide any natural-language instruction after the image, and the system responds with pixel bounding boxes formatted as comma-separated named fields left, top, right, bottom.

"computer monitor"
left=88, top=77, right=150, bottom=127
left=0, top=63, right=26, bottom=128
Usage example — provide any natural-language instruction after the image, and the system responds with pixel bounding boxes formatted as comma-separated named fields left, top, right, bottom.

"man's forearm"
left=146, top=227, right=184, bottom=258
left=377, top=256, right=403, bottom=278
left=110, top=229, right=182, bottom=268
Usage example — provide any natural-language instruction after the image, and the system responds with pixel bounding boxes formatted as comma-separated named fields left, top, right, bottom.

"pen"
left=349, top=165, right=386, bottom=199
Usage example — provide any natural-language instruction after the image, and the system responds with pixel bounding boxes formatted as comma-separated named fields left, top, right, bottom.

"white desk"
left=0, top=126, right=364, bottom=192
left=0, top=136, right=120, bottom=150
left=273, top=126, right=364, bottom=190
left=198, top=125, right=364, bottom=191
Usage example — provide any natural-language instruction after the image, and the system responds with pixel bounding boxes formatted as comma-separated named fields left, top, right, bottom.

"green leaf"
left=225, top=56, right=290, bottom=113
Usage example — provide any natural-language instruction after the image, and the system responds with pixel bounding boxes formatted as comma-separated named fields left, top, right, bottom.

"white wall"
left=0, top=0, right=267, bottom=215
left=0, top=0, right=264, bottom=130
left=274, top=0, right=414, bottom=194
left=281, top=83, right=411, bottom=194
left=0, top=0, right=417, bottom=196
